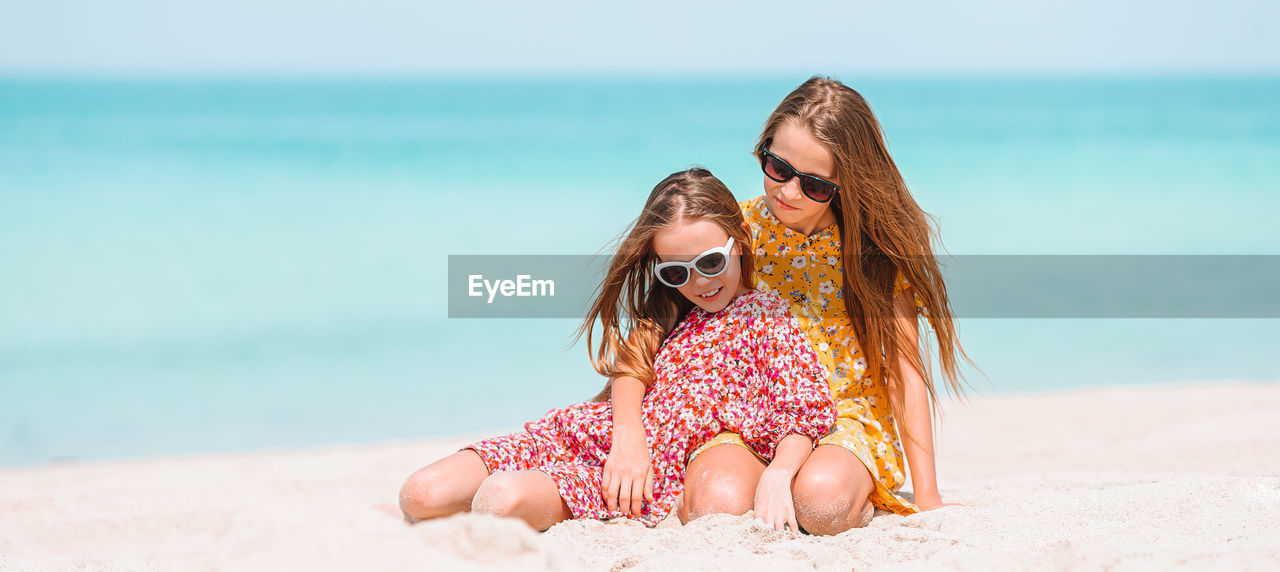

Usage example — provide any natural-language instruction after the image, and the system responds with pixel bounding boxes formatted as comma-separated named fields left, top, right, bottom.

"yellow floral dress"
left=689, top=195, right=921, bottom=515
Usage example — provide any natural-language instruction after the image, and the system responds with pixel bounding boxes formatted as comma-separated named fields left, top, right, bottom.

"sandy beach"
left=2, top=381, right=1277, bottom=571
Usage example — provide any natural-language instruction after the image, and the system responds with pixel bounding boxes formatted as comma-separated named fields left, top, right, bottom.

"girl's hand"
left=753, top=466, right=799, bottom=533
left=914, top=493, right=962, bottom=511
left=601, top=432, right=654, bottom=516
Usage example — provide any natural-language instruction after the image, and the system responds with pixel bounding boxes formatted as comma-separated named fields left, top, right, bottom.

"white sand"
left=2, top=381, right=1278, bottom=571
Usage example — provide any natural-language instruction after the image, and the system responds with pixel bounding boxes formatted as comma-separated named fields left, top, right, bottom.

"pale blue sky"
left=1, top=0, right=1277, bottom=74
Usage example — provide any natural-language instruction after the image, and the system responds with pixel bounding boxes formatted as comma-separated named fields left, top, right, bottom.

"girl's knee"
left=794, top=494, right=873, bottom=535
left=792, top=466, right=875, bottom=535
left=793, top=458, right=874, bottom=503
left=399, top=452, right=491, bottom=522
left=683, top=446, right=765, bottom=520
left=684, top=467, right=757, bottom=519
left=685, top=477, right=754, bottom=518
left=399, top=467, right=448, bottom=519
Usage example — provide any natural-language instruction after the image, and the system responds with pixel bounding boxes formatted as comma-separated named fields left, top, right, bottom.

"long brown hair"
left=755, top=76, right=972, bottom=416
left=577, top=168, right=755, bottom=400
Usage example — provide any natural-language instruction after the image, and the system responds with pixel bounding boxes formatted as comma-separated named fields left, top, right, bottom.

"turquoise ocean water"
left=2, top=77, right=1278, bottom=467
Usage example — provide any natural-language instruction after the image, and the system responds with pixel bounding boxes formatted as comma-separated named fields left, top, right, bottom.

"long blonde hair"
left=576, top=168, right=754, bottom=400
left=755, top=76, right=973, bottom=412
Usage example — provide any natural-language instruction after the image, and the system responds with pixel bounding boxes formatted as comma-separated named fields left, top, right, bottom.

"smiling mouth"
left=698, top=286, right=722, bottom=299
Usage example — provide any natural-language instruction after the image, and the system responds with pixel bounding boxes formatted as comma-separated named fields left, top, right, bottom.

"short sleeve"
left=736, top=294, right=837, bottom=460
left=893, top=271, right=928, bottom=318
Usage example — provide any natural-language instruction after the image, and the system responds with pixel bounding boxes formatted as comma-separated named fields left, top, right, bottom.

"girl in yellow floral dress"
left=603, top=77, right=971, bottom=535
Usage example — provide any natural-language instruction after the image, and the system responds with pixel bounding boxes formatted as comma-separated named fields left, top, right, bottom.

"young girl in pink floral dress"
left=397, top=168, right=836, bottom=531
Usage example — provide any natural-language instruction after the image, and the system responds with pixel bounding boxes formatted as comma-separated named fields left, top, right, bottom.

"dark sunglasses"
left=759, top=141, right=840, bottom=203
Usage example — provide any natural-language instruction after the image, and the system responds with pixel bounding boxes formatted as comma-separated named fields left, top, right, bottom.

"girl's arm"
left=888, top=290, right=958, bottom=511
left=740, top=295, right=838, bottom=531
left=754, top=433, right=813, bottom=532
left=603, top=376, right=653, bottom=516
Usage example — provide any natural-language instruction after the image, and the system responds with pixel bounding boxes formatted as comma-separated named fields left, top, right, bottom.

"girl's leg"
left=677, top=444, right=767, bottom=523
left=399, top=450, right=490, bottom=523
left=471, top=470, right=572, bottom=531
left=791, top=444, right=877, bottom=535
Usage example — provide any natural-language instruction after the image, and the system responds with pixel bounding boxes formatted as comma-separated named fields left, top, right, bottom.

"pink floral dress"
left=466, top=289, right=837, bottom=527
